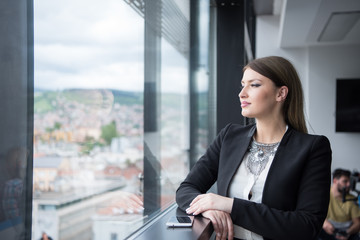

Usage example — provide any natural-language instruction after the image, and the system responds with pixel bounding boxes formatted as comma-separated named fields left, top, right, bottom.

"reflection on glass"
left=0, top=2, right=31, bottom=239
left=0, top=147, right=28, bottom=239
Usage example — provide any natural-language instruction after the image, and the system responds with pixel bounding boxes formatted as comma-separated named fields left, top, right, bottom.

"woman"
left=176, top=56, right=332, bottom=240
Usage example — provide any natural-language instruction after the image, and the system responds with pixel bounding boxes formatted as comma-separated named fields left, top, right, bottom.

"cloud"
left=34, top=0, right=144, bottom=91
left=34, top=0, right=143, bottom=45
left=34, top=0, right=190, bottom=93
left=36, top=60, right=144, bottom=91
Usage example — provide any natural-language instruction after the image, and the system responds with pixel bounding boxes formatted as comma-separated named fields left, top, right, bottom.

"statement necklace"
left=246, top=138, right=280, bottom=176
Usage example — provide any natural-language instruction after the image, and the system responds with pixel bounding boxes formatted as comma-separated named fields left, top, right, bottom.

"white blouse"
left=228, top=150, right=276, bottom=240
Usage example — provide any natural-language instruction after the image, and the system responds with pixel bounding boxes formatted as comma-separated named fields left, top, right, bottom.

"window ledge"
left=126, top=204, right=214, bottom=240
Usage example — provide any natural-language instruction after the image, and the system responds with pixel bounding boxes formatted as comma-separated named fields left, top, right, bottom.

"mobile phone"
left=166, top=215, right=194, bottom=227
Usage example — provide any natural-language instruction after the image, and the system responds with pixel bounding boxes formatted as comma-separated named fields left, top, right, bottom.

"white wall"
left=256, top=15, right=360, bottom=172
left=308, top=47, right=360, bottom=171
left=255, top=15, right=310, bottom=115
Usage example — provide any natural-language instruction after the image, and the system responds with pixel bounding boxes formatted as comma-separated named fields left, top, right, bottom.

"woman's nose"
left=239, top=87, right=246, bottom=98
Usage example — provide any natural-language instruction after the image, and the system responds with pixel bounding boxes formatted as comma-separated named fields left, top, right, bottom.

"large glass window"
left=33, top=0, right=191, bottom=239
left=0, top=0, right=255, bottom=239
left=33, top=1, right=144, bottom=239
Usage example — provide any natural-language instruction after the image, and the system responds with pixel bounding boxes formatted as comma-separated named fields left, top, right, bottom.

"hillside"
left=34, top=89, right=143, bottom=113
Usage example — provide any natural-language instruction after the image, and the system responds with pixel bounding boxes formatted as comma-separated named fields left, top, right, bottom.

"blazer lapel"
left=221, top=124, right=256, bottom=196
left=261, top=126, right=293, bottom=203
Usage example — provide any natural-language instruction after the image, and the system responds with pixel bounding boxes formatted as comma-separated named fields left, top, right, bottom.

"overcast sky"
left=34, top=0, right=189, bottom=93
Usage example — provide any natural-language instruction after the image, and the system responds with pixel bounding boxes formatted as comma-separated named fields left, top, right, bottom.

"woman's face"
left=239, top=68, right=284, bottom=120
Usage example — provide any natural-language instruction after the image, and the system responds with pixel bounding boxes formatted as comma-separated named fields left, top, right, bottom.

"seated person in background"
left=319, top=168, right=360, bottom=240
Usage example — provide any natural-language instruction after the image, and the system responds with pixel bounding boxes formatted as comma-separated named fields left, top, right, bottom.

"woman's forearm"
left=185, top=193, right=234, bottom=215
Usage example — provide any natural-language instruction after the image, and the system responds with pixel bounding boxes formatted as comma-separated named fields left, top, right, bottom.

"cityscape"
left=32, top=88, right=189, bottom=240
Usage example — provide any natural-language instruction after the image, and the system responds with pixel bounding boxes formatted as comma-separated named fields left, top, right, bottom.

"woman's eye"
left=251, top=84, right=261, bottom=87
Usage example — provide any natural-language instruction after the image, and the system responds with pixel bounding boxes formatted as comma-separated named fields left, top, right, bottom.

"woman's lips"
left=241, top=101, right=250, bottom=108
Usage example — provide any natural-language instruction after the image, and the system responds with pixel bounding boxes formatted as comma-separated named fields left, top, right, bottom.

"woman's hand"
left=202, top=210, right=234, bottom=240
left=185, top=193, right=234, bottom=239
left=186, top=193, right=234, bottom=215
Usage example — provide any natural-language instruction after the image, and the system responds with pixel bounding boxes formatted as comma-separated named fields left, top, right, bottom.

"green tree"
left=101, top=120, right=118, bottom=145
left=54, top=122, right=62, bottom=130
left=80, top=136, right=96, bottom=155
left=45, top=122, right=62, bottom=133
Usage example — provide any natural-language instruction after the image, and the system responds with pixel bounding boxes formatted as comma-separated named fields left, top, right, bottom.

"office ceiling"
left=254, top=0, right=360, bottom=48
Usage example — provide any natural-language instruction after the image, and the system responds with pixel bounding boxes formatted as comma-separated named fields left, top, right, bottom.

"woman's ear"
left=276, top=86, right=288, bottom=102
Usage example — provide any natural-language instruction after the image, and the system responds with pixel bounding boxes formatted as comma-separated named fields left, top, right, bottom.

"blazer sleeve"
left=175, top=124, right=232, bottom=211
left=231, top=135, right=332, bottom=240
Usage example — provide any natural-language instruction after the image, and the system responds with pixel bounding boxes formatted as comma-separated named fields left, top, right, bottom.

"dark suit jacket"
left=176, top=123, right=332, bottom=240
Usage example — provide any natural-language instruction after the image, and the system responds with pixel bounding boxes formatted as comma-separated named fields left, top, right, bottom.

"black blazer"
left=176, top=123, right=332, bottom=240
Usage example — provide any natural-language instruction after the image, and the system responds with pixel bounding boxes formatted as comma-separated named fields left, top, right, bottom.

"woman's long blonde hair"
left=244, top=56, right=308, bottom=133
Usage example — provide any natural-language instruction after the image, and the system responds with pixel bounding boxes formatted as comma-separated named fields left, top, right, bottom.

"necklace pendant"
left=257, top=150, right=264, bottom=157
left=246, top=139, right=280, bottom=176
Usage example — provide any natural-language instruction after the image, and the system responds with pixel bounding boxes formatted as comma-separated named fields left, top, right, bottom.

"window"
left=0, top=0, right=258, bottom=239
left=32, top=0, right=193, bottom=239
left=0, top=1, right=256, bottom=239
